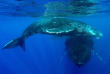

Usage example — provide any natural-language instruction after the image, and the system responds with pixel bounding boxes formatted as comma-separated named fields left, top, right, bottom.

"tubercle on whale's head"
left=95, top=31, right=103, bottom=39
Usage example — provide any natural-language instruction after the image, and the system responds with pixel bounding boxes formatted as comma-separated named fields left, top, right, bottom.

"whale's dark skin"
left=3, top=18, right=102, bottom=51
left=65, top=36, right=94, bottom=67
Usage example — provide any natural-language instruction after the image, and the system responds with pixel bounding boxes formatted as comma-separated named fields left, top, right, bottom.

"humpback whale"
left=3, top=17, right=102, bottom=51
left=65, top=36, right=94, bottom=67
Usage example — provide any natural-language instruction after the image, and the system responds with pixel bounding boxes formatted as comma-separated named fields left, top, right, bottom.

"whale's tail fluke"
left=2, top=37, right=25, bottom=51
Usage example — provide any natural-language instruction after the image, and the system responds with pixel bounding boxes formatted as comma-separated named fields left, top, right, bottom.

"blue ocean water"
left=0, top=0, right=110, bottom=74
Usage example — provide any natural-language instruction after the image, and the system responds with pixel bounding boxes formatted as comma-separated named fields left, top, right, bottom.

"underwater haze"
left=0, top=0, right=110, bottom=74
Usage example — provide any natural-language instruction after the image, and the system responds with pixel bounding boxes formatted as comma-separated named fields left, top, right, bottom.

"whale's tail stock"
left=2, top=37, right=25, bottom=51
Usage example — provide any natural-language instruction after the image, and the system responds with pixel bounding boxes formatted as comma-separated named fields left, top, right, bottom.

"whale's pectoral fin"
left=2, top=37, right=25, bottom=51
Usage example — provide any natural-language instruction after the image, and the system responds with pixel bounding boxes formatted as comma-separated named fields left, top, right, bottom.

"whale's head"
left=84, top=26, right=103, bottom=39
left=76, top=24, right=103, bottom=39
left=89, top=29, right=103, bottom=39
